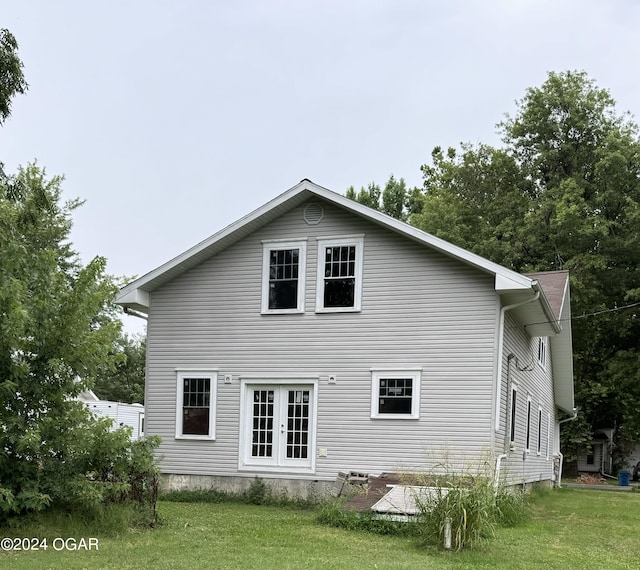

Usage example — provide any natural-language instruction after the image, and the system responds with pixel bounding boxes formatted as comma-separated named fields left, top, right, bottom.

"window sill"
left=261, top=308, right=305, bottom=315
left=370, top=415, right=420, bottom=420
left=175, top=435, right=216, bottom=441
left=315, top=307, right=361, bottom=314
left=238, top=464, right=315, bottom=475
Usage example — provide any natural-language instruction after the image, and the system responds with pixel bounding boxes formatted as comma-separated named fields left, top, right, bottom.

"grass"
left=1, top=488, right=640, bottom=569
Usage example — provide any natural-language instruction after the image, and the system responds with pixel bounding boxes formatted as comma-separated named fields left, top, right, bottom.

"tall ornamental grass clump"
left=412, top=463, right=530, bottom=551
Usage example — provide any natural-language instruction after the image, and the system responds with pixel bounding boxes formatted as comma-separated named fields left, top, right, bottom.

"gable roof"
left=115, top=179, right=574, bottom=412
left=118, top=179, right=545, bottom=314
left=526, top=270, right=569, bottom=322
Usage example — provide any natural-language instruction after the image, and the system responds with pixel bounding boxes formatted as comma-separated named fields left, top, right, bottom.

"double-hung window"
left=509, top=385, right=518, bottom=447
left=525, top=395, right=532, bottom=453
left=371, top=369, right=421, bottom=419
left=537, top=337, right=547, bottom=368
left=537, top=405, right=543, bottom=455
left=176, top=370, right=217, bottom=439
left=261, top=240, right=307, bottom=313
left=316, top=236, right=364, bottom=312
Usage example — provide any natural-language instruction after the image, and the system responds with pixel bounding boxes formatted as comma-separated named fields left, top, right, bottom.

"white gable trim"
left=115, top=179, right=534, bottom=311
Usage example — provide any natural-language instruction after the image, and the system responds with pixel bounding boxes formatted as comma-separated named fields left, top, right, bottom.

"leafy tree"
left=346, top=174, right=412, bottom=220
left=0, top=31, right=158, bottom=519
left=412, top=71, right=640, bottom=465
left=94, top=333, right=146, bottom=404
left=0, top=164, right=132, bottom=516
left=0, top=28, right=28, bottom=125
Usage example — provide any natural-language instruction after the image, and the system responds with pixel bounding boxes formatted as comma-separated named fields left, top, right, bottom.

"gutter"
left=124, top=307, right=148, bottom=320
left=494, top=354, right=517, bottom=489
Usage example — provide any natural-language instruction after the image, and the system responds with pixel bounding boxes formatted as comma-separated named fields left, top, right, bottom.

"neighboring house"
left=76, top=389, right=145, bottom=440
left=115, top=179, right=574, bottom=495
left=576, top=428, right=613, bottom=475
left=625, top=443, right=640, bottom=472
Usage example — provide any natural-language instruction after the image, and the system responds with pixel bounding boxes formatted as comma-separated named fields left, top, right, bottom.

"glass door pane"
left=251, top=389, right=274, bottom=459
left=285, top=389, right=310, bottom=460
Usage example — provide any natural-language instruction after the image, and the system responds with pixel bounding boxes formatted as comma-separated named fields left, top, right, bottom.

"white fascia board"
left=116, top=179, right=314, bottom=301
left=116, top=179, right=534, bottom=304
left=532, top=280, right=563, bottom=334
left=494, top=273, right=534, bottom=292
left=310, top=185, right=533, bottom=290
left=114, top=288, right=150, bottom=312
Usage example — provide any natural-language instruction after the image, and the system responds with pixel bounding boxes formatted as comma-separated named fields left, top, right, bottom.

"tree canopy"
left=93, top=333, right=146, bottom=404
left=0, top=29, right=157, bottom=519
left=0, top=28, right=28, bottom=125
left=349, top=71, right=640, bottom=463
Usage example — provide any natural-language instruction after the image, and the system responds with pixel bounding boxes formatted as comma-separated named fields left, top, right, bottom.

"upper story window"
left=316, top=236, right=364, bottom=312
left=370, top=369, right=421, bottom=419
left=175, top=370, right=217, bottom=439
left=537, top=337, right=547, bottom=368
left=261, top=240, right=307, bottom=314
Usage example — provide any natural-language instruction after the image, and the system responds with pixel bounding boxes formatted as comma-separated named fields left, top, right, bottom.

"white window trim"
left=509, top=384, right=518, bottom=448
left=537, top=337, right=548, bottom=369
left=370, top=368, right=421, bottom=420
left=315, top=235, right=364, bottom=313
left=537, top=404, right=543, bottom=456
left=261, top=239, right=307, bottom=314
left=546, top=411, right=551, bottom=460
left=525, top=394, right=532, bottom=454
left=238, top=377, right=318, bottom=474
left=175, top=369, right=218, bottom=440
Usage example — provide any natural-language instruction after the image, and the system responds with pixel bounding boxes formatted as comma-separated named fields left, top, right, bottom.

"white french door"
left=243, top=384, right=314, bottom=470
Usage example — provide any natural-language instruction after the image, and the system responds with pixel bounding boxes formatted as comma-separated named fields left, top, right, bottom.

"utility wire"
left=514, top=300, right=640, bottom=331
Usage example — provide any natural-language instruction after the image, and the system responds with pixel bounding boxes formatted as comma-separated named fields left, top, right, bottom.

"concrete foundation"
left=159, top=473, right=335, bottom=500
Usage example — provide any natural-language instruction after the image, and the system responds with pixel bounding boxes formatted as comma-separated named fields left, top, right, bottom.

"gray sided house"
left=116, top=180, right=574, bottom=495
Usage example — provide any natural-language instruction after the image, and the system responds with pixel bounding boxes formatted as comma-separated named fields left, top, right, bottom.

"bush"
left=0, top=403, right=160, bottom=526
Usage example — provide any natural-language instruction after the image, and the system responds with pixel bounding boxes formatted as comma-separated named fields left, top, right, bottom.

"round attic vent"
left=303, top=202, right=324, bottom=225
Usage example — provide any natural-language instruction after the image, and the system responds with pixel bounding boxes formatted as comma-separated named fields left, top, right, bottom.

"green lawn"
left=1, top=488, right=639, bottom=569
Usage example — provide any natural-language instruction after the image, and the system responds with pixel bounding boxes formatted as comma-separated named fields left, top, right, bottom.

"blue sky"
left=2, top=0, right=638, bottom=334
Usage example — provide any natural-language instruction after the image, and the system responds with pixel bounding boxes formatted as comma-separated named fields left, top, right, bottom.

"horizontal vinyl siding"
left=495, top=313, right=556, bottom=485
left=146, top=200, right=499, bottom=480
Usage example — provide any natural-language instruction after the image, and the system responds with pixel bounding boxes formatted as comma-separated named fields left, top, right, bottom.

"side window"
left=537, top=405, right=543, bottom=455
left=509, top=385, right=518, bottom=447
left=176, top=371, right=217, bottom=439
left=546, top=412, right=551, bottom=460
left=261, top=241, right=307, bottom=313
left=316, top=236, right=364, bottom=312
left=371, top=370, right=421, bottom=419
left=525, top=396, right=532, bottom=453
left=537, top=337, right=547, bottom=368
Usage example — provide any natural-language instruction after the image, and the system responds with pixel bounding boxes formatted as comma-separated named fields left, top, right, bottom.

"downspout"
left=494, top=354, right=516, bottom=489
left=555, top=410, right=578, bottom=488
left=494, top=290, right=540, bottom=488
left=124, top=307, right=148, bottom=320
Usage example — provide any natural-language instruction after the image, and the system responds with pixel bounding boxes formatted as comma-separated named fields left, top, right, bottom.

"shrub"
left=0, top=404, right=160, bottom=526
